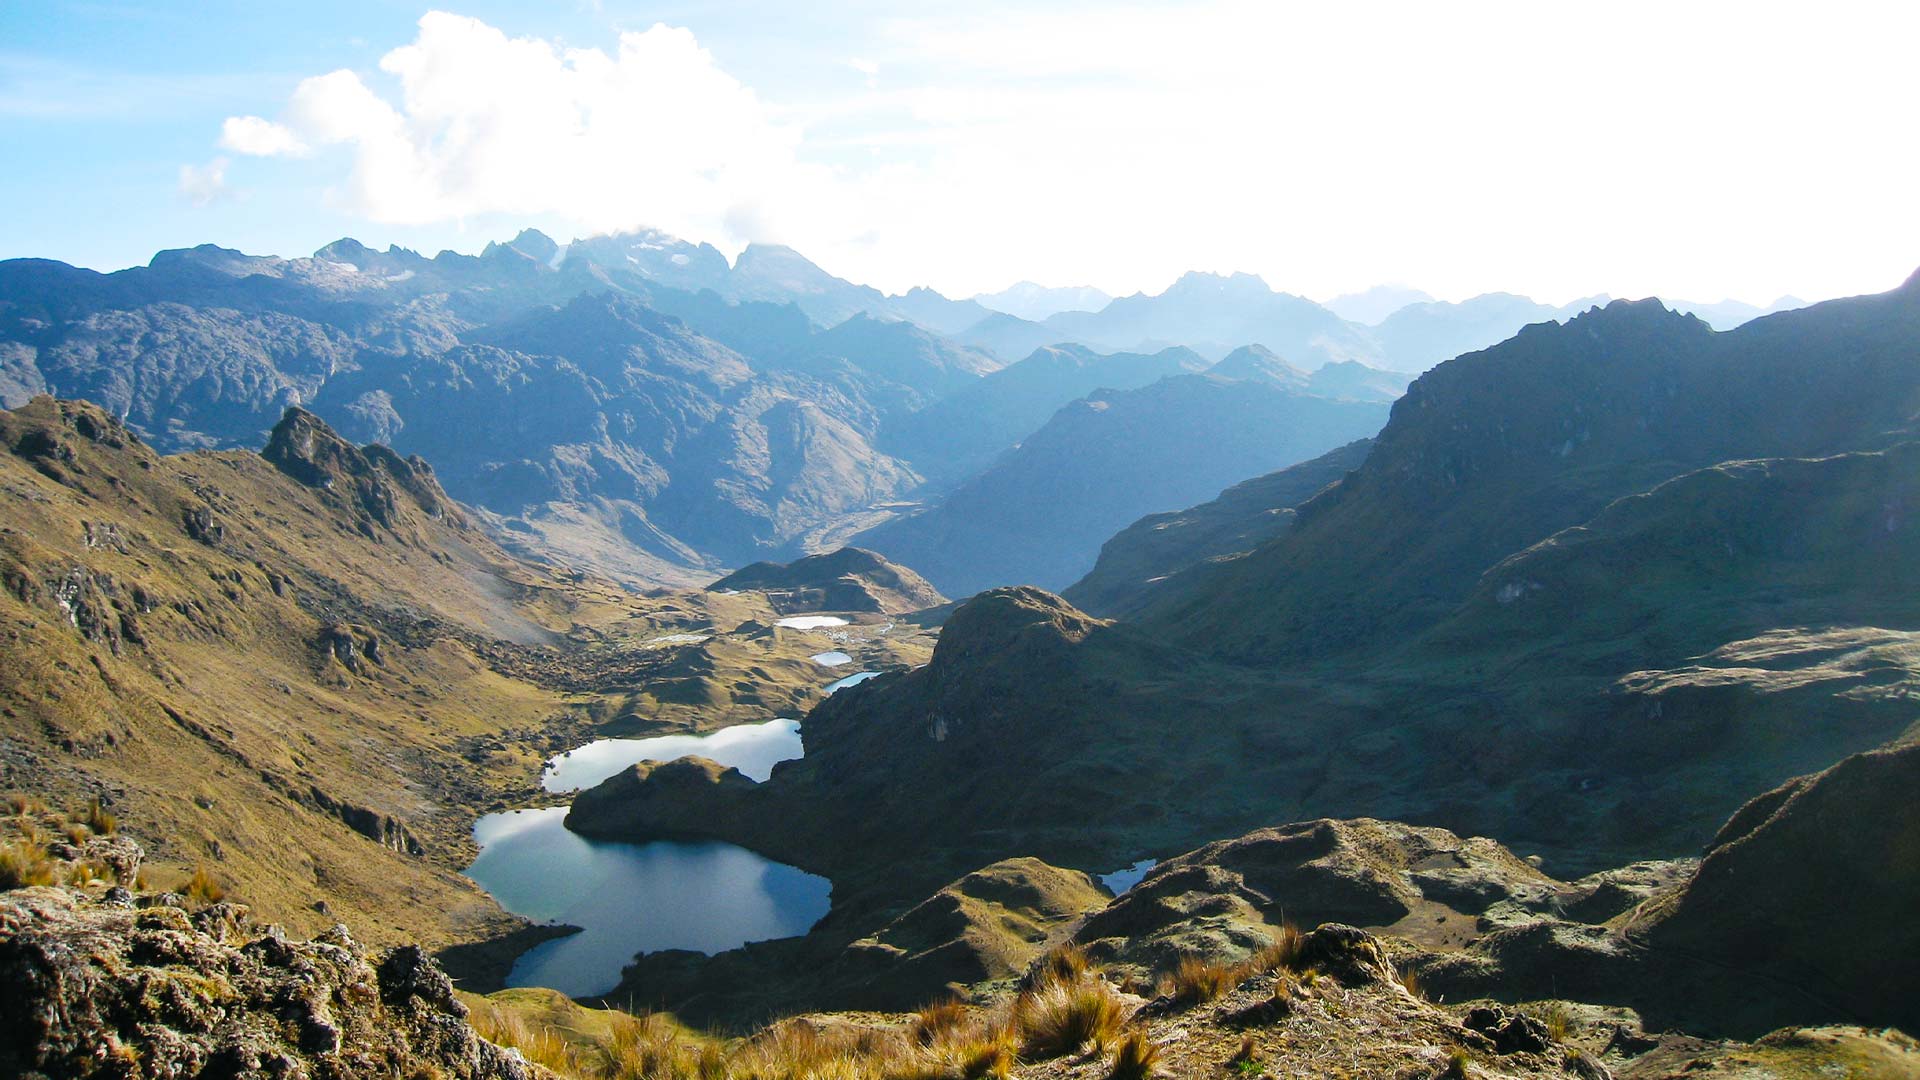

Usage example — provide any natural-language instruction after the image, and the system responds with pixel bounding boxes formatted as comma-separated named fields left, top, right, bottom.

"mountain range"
left=569, top=270, right=1920, bottom=968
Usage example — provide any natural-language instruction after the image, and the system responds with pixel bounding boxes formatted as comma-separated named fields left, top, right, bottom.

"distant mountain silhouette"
left=972, top=281, right=1113, bottom=322
left=856, top=373, right=1390, bottom=594
left=1322, top=284, right=1436, bottom=324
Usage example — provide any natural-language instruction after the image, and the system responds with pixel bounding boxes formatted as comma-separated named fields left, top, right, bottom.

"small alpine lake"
left=467, top=717, right=826, bottom=997
left=541, top=718, right=803, bottom=792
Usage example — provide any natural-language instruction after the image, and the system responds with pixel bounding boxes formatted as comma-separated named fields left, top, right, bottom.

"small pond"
left=776, top=615, right=849, bottom=629
left=541, top=718, right=803, bottom=792
left=467, top=717, right=826, bottom=997
left=467, top=809, right=830, bottom=997
left=823, top=670, right=882, bottom=695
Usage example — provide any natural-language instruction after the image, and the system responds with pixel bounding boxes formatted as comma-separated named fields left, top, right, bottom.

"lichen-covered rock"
left=0, top=887, right=549, bottom=1080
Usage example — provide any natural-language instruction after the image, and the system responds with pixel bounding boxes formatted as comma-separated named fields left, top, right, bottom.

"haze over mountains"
left=0, top=224, right=1808, bottom=598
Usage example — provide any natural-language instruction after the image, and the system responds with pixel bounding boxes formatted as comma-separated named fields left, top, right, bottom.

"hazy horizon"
left=5, top=2, right=1916, bottom=307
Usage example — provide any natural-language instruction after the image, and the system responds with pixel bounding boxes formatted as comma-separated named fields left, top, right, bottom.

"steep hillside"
left=1152, top=280, right=1920, bottom=661
left=1064, top=439, right=1371, bottom=618
left=1628, top=741, right=1920, bottom=1032
left=855, top=375, right=1390, bottom=595
left=0, top=396, right=935, bottom=959
left=0, top=242, right=966, bottom=581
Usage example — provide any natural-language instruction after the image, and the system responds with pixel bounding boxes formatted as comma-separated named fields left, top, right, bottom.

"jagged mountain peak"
left=263, top=405, right=454, bottom=531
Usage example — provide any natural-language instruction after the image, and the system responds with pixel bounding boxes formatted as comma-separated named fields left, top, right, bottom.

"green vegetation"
left=1525, top=1001, right=1572, bottom=1042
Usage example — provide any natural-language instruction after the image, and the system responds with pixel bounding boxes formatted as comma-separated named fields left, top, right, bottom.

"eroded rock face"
left=0, top=887, right=546, bottom=1080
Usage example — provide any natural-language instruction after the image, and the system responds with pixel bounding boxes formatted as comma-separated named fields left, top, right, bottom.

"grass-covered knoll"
left=709, top=546, right=947, bottom=616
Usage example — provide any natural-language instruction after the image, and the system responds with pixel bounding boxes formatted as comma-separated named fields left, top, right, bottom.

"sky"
left=4, top=0, right=1918, bottom=305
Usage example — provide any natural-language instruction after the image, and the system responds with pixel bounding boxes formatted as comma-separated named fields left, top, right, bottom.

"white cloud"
left=220, top=115, right=309, bottom=157
left=177, top=157, right=230, bottom=205
left=227, top=11, right=841, bottom=248
left=222, top=3, right=1920, bottom=304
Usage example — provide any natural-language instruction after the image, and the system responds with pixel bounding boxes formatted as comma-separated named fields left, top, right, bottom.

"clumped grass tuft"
left=913, top=998, right=970, bottom=1046
left=1527, top=1001, right=1573, bottom=1042
left=66, top=824, right=91, bottom=846
left=1162, top=954, right=1240, bottom=1007
left=1397, top=967, right=1427, bottom=1001
left=82, top=797, right=116, bottom=836
left=0, top=841, right=57, bottom=889
left=1015, top=971, right=1128, bottom=1059
left=1023, top=942, right=1092, bottom=989
left=1249, top=923, right=1304, bottom=974
left=1106, top=1027, right=1161, bottom=1080
left=1230, top=1033, right=1267, bottom=1075
left=182, top=865, right=226, bottom=903
left=1442, top=1045, right=1473, bottom=1078
left=66, top=859, right=110, bottom=886
left=6, top=793, right=47, bottom=817
left=465, top=996, right=582, bottom=1076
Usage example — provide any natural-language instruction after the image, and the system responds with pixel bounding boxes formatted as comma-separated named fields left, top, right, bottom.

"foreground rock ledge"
left=0, top=887, right=547, bottom=1080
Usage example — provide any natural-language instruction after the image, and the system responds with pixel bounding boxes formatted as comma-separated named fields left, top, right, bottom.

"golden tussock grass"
left=1157, top=924, right=1305, bottom=1010
left=468, top=956, right=1135, bottom=1079
left=0, top=840, right=57, bottom=889
left=182, top=865, right=226, bottom=904
left=1015, top=970, right=1128, bottom=1060
left=81, top=796, right=116, bottom=836
left=1106, top=1027, right=1161, bottom=1080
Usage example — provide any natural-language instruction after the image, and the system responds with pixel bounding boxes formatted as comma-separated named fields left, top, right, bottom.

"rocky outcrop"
left=1413, top=743, right=1920, bottom=1038
left=1074, top=818, right=1556, bottom=973
left=0, top=887, right=547, bottom=1080
left=263, top=407, right=457, bottom=542
left=708, top=547, right=946, bottom=614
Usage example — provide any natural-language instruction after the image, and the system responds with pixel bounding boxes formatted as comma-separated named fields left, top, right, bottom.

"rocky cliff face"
left=0, top=887, right=545, bottom=1080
